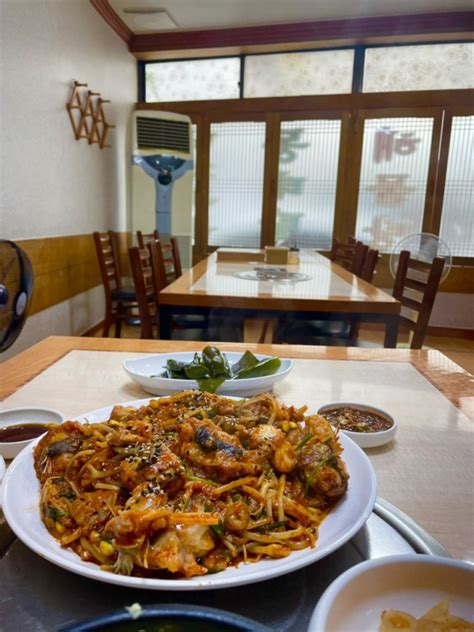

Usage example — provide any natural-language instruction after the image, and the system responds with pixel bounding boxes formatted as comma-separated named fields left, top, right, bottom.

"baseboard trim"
left=359, top=323, right=474, bottom=339
left=82, top=321, right=104, bottom=337
left=427, top=326, right=474, bottom=340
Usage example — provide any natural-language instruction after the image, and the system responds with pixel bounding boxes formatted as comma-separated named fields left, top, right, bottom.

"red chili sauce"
left=322, top=407, right=393, bottom=433
left=0, top=423, right=49, bottom=442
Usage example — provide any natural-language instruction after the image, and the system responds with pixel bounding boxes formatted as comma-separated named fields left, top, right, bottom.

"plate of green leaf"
left=123, top=346, right=293, bottom=396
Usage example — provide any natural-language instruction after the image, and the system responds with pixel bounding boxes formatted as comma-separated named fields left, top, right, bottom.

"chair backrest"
left=360, top=248, right=380, bottom=283
left=392, top=250, right=445, bottom=349
left=93, top=231, right=122, bottom=300
left=329, top=238, right=352, bottom=264
left=170, top=236, right=182, bottom=278
left=136, top=229, right=160, bottom=249
left=350, top=242, right=369, bottom=277
left=148, top=239, right=170, bottom=293
left=156, top=240, right=180, bottom=284
left=128, top=245, right=156, bottom=339
left=330, top=238, right=368, bottom=277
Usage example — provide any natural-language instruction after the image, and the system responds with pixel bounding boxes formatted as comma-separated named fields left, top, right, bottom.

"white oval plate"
left=123, top=352, right=293, bottom=396
left=309, top=555, right=474, bottom=632
left=1, top=397, right=377, bottom=591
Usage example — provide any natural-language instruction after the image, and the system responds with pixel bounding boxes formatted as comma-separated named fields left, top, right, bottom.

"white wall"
left=0, top=0, right=137, bottom=359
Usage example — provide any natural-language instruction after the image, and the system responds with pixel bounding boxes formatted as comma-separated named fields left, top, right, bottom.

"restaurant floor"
left=98, top=321, right=474, bottom=375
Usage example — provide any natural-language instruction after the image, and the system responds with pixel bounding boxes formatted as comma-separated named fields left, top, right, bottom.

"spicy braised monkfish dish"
left=33, top=391, right=349, bottom=579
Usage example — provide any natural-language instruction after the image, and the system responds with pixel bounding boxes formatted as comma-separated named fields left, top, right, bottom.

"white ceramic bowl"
left=0, top=454, right=5, bottom=483
left=123, top=352, right=293, bottom=397
left=309, top=554, right=474, bottom=632
left=318, top=402, right=397, bottom=449
left=0, top=407, right=64, bottom=459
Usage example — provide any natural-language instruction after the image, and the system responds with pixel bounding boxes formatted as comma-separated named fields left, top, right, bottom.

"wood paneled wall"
left=12, top=231, right=472, bottom=321
left=15, top=232, right=130, bottom=316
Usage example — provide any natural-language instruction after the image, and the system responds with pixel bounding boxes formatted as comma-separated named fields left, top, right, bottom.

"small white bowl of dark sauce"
left=317, top=402, right=397, bottom=449
left=0, top=407, right=64, bottom=459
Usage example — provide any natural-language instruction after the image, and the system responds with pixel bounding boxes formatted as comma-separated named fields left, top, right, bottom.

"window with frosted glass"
left=439, top=116, right=474, bottom=257
left=208, top=122, right=265, bottom=248
left=363, top=44, right=474, bottom=92
left=145, top=58, right=240, bottom=102
left=276, top=120, right=341, bottom=249
left=244, top=50, right=354, bottom=97
left=355, top=118, right=434, bottom=253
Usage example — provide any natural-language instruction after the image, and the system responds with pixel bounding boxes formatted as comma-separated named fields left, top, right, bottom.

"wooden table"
left=158, top=250, right=401, bottom=347
left=1, top=336, right=473, bottom=559
left=1, top=337, right=473, bottom=630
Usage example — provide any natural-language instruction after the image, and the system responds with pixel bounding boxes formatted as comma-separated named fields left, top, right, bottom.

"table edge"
left=1, top=336, right=472, bottom=420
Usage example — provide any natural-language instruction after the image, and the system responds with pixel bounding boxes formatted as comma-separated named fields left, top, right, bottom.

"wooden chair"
left=272, top=238, right=379, bottom=346
left=360, top=247, right=380, bottom=284
left=145, top=240, right=241, bottom=341
left=284, top=250, right=443, bottom=349
left=329, top=238, right=369, bottom=276
left=343, top=247, right=380, bottom=343
left=137, top=230, right=182, bottom=281
left=93, top=231, right=137, bottom=337
left=330, top=238, right=368, bottom=276
left=148, top=239, right=169, bottom=294
left=160, top=240, right=179, bottom=284
left=128, top=245, right=157, bottom=339
left=128, top=240, right=181, bottom=339
left=136, top=229, right=160, bottom=249
left=170, top=236, right=182, bottom=278
left=392, top=250, right=445, bottom=349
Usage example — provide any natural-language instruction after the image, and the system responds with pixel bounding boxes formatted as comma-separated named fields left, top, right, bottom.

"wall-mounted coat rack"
left=66, top=81, right=115, bottom=149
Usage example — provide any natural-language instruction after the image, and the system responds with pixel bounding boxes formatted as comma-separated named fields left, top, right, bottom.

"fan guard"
left=389, top=232, right=452, bottom=283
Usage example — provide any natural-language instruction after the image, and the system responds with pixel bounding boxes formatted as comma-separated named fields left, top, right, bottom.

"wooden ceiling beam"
left=90, top=3, right=474, bottom=58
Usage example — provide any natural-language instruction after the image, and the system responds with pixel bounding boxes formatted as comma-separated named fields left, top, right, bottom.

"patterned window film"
left=244, top=50, right=354, bottom=98
left=355, top=117, right=434, bottom=253
left=145, top=58, right=240, bottom=102
left=276, top=120, right=341, bottom=249
left=363, top=44, right=474, bottom=92
left=439, top=116, right=474, bottom=257
left=208, top=122, right=266, bottom=248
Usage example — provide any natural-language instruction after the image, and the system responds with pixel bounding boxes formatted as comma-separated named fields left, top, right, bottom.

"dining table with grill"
left=158, top=250, right=401, bottom=346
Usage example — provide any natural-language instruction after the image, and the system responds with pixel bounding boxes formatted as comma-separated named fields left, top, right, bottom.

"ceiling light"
left=122, top=8, right=177, bottom=30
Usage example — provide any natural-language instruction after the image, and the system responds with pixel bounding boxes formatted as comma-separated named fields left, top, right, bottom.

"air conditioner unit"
left=130, top=110, right=194, bottom=269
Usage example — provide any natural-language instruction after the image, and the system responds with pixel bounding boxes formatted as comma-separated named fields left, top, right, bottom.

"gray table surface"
left=1, top=505, right=438, bottom=632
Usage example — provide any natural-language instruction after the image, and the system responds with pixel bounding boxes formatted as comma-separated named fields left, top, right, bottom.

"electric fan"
left=0, top=240, right=34, bottom=352
left=389, top=233, right=452, bottom=282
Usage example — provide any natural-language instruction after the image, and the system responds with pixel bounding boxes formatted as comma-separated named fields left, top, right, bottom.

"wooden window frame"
left=137, top=90, right=474, bottom=274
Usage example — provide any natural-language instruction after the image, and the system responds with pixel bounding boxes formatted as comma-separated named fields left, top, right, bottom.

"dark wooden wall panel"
left=16, top=233, right=130, bottom=316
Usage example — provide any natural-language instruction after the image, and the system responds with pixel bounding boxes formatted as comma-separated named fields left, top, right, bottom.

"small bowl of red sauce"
left=0, top=407, right=64, bottom=459
left=317, top=402, right=397, bottom=448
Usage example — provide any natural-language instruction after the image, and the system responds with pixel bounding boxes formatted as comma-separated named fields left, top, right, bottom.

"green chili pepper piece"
left=202, top=346, right=232, bottom=378
left=184, top=363, right=210, bottom=379
left=234, top=357, right=281, bottom=379
left=211, top=522, right=225, bottom=538
left=231, top=351, right=259, bottom=376
left=297, top=433, right=314, bottom=450
left=165, top=359, right=188, bottom=379
left=45, top=506, right=68, bottom=521
left=196, top=377, right=226, bottom=393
